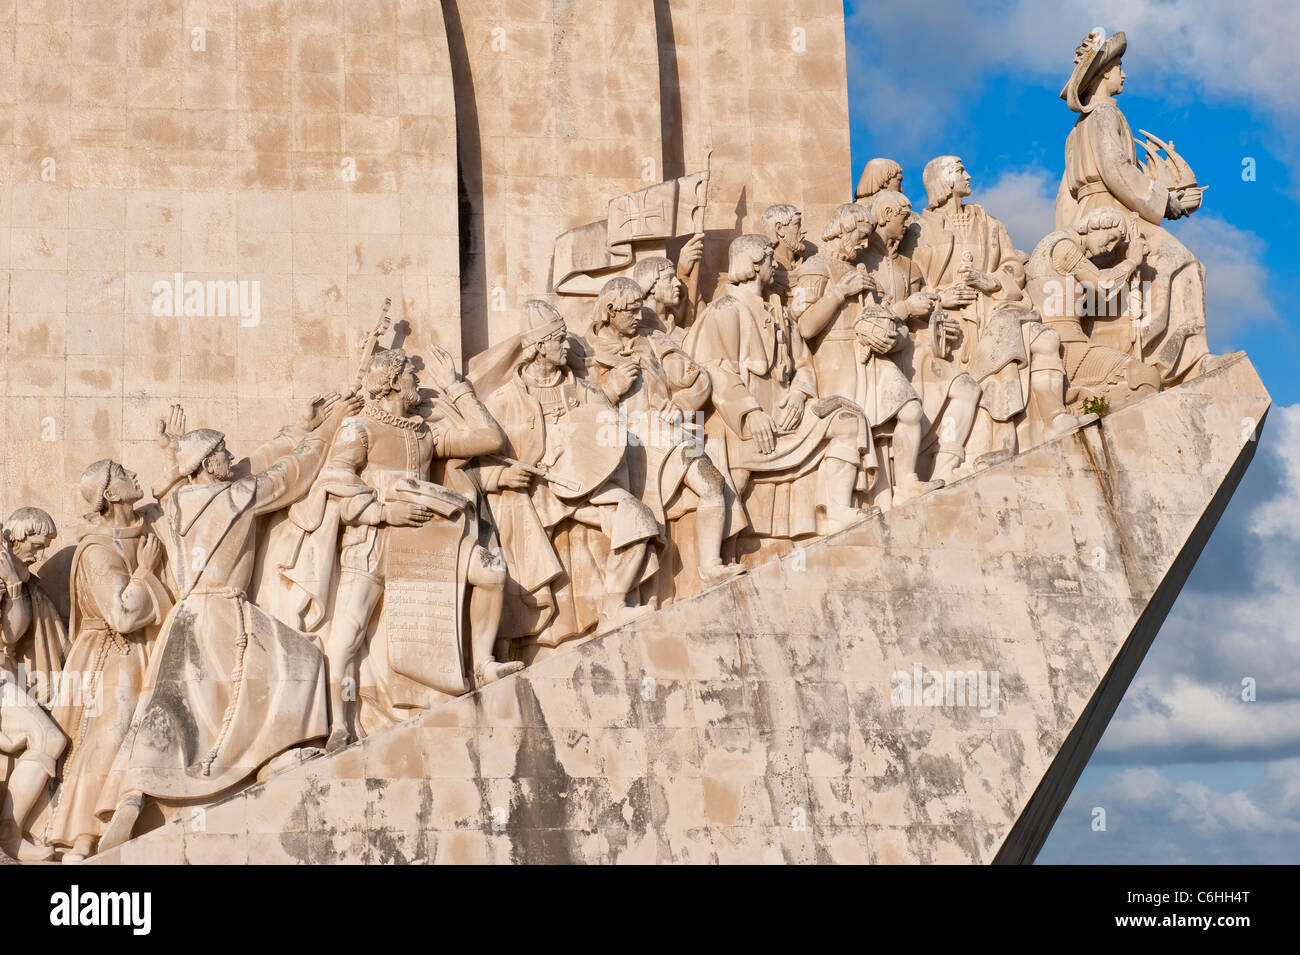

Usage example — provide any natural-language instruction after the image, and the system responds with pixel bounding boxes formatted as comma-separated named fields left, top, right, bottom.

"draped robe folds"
left=1026, top=230, right=1151, bottom=409
left=585, top=324, right=745, bottom=526
left=0, top=564, right=66, bottom=802
left=913, top=204, right=1051, bottom=423
left=792, top=251, right=907, bottom=436
left=99, top=430, right=332, bottom=807
left=585, top=323, right=748, bottom=599
left=6, top=567, right=67, bottom=707
left=1055, top=101, right=1209, bottom=383
left=684, top=283, right=863, bottom=539
left=858, top=244, right=965, bottom=435
left=282, top=388, right=501, bottom=732
left=481, top=367, right=661, bottom=648
left=44, top=523, right=170, bottom=848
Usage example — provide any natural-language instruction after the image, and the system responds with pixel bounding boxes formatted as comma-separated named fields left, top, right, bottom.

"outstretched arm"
left=248, top=394, right=361, bottom=516
left=423, top=344, right=506, bottom=459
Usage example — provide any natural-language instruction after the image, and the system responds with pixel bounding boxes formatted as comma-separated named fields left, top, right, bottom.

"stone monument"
left=0, top=6, right=1268, bottom=865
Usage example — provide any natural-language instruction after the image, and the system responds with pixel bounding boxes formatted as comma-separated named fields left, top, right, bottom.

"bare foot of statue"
left=324, top=727, right=352, bottom=755
left=892, top=478, right=944, bottom=506
left=62, top=835, right=95, bottom=864
left=825, top=504, right=883, bottom=533
left=475, top=658, right=525, bottom=688
left=14, top=838, right=54, bottom=862
left=1043, top=411, right=1090, bottom=441
left=698, top=562, right=746, bottom=587
left=974, top=448, right=1015, bottom=471
left=97, top=792, right=145, bottom=854
left=0, top=818, right=55, bottom=862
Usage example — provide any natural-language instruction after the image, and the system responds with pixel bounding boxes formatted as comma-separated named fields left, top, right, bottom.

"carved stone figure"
left=281, top=345, right=517, bottom=749
left=584, top=277, right=746, bottom=590
left=44, top=461, right=172, bottom=863
left=96, top=398, right=354, bottom=852
left=854, top=158, right=920, bottom=257
left=0, top=509, right=67, bottom=707
left=684, top=234, right=874, bottom=539
left=0, top=513, right=66, bottom=862
left=553, top=171, right=710, bottom=296
left=1026, top=208, right=1162, bottom=412
left=760, top=204, right=808, bottom=304
left=858, top=191, right=983, bottom=488
left=474, top=301, right=662, bottom=658
left=915, top=158, right=1083, bottom=462
left=630, top=231, right=705, bottom=339
left=791, top=203, right=939, bottom=505
left=1056, top=29, right=1233, bottom=384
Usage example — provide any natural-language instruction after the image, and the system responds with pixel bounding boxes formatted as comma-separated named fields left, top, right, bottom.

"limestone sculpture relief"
left=0, top=26, right=1242, bottom=864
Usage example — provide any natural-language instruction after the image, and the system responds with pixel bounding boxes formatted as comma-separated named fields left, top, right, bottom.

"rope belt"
left=1075, top=180, right=1109, bottom=200
left=196, top=589, right=252, bottom=777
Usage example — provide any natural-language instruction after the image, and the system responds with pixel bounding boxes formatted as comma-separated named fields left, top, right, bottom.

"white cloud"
left=1040, top=758, right=1300, bottom=862
left=1103, top=675, right=1300, bottom=752
left=1248, top=403, right=1300, bottom=543
left=1094, top=403, right=1300, bottom=760
left=1169, top=214, right=1279, bottom=345
left=975, top=168, right=1059, bottom=251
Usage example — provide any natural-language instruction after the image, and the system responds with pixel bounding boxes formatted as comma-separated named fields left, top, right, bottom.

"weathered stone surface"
left=88, top=355, right=1269, bottom=864
left=0, top=0, right=462, bottom=547
left=657, top=0, right=852, bottom=291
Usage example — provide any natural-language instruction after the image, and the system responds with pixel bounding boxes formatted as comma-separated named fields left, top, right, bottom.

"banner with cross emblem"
left=551, top=170, right=708, bottom=296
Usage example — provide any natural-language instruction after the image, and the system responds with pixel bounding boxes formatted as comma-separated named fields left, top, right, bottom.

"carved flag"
left=551, top=170, right=708, bottom=296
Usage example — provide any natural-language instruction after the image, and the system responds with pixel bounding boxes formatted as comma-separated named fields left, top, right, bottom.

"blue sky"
left=844, top=0, right=1300, bottom=863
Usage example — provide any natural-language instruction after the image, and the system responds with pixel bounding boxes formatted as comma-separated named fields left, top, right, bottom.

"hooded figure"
left=95, top=398, right=351, bottom=853
left=44, top=460, right=172, bottom=862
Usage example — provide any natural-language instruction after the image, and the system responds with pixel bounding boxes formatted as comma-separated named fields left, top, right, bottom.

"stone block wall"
left=0, top=0, right=461, bottom=544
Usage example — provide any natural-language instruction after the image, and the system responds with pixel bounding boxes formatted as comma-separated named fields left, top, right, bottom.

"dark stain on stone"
left=505, top=679, right=577, bottom=864
left=1077, top=428, right=1150, bottom=599
left=280, top=830, right=311, bottom=863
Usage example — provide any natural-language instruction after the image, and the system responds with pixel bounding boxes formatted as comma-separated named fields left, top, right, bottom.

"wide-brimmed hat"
left=1060, top=29, right=1126, bottom=114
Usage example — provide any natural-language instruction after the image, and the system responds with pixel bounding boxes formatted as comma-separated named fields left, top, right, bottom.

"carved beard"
left=399, top=383, right=420, bottom=410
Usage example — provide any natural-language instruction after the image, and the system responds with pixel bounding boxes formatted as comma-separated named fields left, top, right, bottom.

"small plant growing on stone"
left=1082, top=395, right=1110, bottom=417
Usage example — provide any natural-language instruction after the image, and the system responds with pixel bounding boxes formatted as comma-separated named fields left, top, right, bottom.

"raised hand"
left=157, top=403, right=186, bottom=448
left=425, top=343, right=462, bottom=393
left=940, top=284, right=977, bottom=309
left=860, top=320, right=897, bottom=354
left=957, top=264, right=999, bottom=294
left=833, top=268, right=873, bottom=301
left=677, top=233, right=705, bottom=278
left=904, top=291, right=939, bottom=318
left=1165, top=191, right=1187, bottom=220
